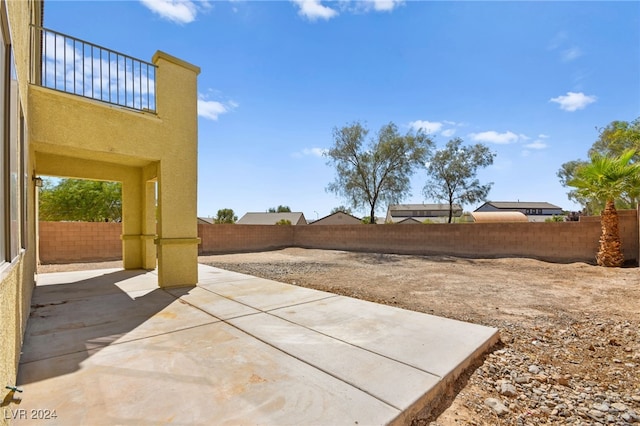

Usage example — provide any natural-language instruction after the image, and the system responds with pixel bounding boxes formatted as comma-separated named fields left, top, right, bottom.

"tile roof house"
left=386, top=203, right=463, bottom=224
left=310, top=211, right=362, bottom=225
left=474, top=202, right=563, bottom=222
left=237, top=212, right=308, bottom=225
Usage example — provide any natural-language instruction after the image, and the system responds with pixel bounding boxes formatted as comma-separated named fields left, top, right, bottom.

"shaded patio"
left=13, top=264, right=499, bottom=425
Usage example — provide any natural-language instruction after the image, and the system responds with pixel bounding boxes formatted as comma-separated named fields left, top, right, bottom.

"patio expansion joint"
left=171, top=285, right=446, bottom=412
left=18, top=319, right=223, bottom=366
left=263, top=307, right=446, bottom=380
left=193, top=285, right=447, bottom=378
left=169, top=287, right=410, bottom=413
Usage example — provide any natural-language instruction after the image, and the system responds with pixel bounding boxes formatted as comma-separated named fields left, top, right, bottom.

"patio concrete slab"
left=13, top=265, right=499, bottom=425
left=269, top=296, right=497, bottom=378
left=197, top=276, right=337, bottom=311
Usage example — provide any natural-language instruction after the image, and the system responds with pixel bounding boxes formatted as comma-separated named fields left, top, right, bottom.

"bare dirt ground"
left=39, top=249, right=640, bottom=425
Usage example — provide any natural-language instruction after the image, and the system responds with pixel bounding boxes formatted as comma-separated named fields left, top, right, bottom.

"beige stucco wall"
left=29, top=51, right=200, bottom=285
left=1, top=1, right=39, bottom=419
left=2, top=0, right=201, bottom=417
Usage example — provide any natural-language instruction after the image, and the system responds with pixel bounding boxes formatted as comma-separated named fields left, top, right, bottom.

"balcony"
left=30, top=25, right=156, bottom=113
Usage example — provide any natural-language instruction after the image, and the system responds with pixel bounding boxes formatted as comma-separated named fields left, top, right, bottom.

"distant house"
left=197, top=217, right=215, bottom=225
left=386, top=203, right=463, bottom=224
left=471, top=211, right=528, bottom=223
left=310, top=211, right=362, bottom=225
left=396, top=217, right=423, bottom=225
left=474, top=201, right=563, bottom=222
left=237, top=212, right=308, bottom=225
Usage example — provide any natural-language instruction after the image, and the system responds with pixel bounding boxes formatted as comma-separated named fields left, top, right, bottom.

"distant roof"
left=477, top=201, right=562, bottom=210
left=311, top=211, right=362, bottom=225
left=396, top=217, right=423, bottom=224
left=237, top=212, right=307, bottom=225
left=471, top=212, right=528, bottom=223
left=388, top=203, right=462, bottom=212
left=197, top=217, right=215, bottom=224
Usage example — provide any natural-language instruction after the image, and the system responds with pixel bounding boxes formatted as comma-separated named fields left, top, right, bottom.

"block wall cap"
left=152, top=51, right=201, bottom=75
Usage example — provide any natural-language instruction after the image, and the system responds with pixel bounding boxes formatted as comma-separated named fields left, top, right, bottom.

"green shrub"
left=545, top=215, right=565, bottom=222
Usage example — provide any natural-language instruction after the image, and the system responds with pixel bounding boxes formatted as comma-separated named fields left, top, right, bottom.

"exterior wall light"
left=33, top=176, right=43, bottom=187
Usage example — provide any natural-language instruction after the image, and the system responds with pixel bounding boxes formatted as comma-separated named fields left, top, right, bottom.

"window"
left=20, top=110, right=26, bottom=250
left=0, top=24, right=23, bottom=263
left=0, top=23, right=5, bottom=264
left=8, top=45, right=20, bottom=259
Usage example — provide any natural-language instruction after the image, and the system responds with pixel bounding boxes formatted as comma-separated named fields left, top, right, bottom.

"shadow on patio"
left=18, top=268, right=201, bottom=384
left=13, top=265, right=499, bottom=425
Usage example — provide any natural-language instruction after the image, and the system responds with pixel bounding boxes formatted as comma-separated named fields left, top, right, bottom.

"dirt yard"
left=39, top=249, right=640, bottom=425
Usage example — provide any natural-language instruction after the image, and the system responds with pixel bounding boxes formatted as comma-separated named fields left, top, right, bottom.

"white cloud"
left=139, top=0, right=208, bottom=24
left=304, top=147, right=328, bottom=157
left=292, top=147, right=327, bottom=158
left=291, top=0, right=338, bottom=20
left=469, top=130, right=520, bottom=145
left=197, top=94, right=237, bottom=121
left=409, top=120, right=443, bottom=134
left=548, top=31, right=568, bottom=51
left=562, top=47, right=582, bottom=62
left=538, top=134, right=550, bottom=139
left=292, top=0, right=404, bottom=20
left=550, top=91, right=597, bottom=112
left=441, top=129, right=456, bottom=137
left=365, top=0, right=404, bottom=12
left=524, top=140, right=548, bottom=150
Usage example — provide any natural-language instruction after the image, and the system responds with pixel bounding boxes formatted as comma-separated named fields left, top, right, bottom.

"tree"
left=330, top=205, right=353, bottom=214
left=268, top=205, right=291, bottom=213
left=423, top=138, right=495, bottom=223
left=214, top=208, right=237, bottom=224
left=568, top=149, right=640, bottom=267
left=39, top=178, right=122, bottom=222
left=589, top=118, right=640, bottom=159
left=325, top=121, right=433, bottom=224
left=559, top=117, right=640, bottom=213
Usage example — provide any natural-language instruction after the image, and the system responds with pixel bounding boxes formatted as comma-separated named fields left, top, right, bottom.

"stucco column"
left=152, top=51, right=201, bottom=287
left=121, top=172, right=143, bottom=269
left=140, top=180, right=157, bottom=269
left=156, top=158, right=199, bottom=286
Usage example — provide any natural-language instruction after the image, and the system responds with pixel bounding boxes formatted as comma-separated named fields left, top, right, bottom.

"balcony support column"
left=121, top=170, right=144, bottom=269
left=152, top=52, right=201, bottom=287
left=155, top=158, right=199, bottom=286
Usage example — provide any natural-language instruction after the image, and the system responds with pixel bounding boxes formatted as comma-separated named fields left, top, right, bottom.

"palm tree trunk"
left=596, top=199, right=624, bottom=267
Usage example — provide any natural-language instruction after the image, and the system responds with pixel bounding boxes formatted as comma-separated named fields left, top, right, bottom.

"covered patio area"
left=13, top=265, right=498, bottom=425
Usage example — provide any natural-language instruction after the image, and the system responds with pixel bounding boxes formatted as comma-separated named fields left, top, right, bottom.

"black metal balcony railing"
left=31, top=26, right=156, bottom=113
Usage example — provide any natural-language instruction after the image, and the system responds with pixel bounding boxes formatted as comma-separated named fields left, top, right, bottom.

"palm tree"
left=568, top=149, right=640, bottom=267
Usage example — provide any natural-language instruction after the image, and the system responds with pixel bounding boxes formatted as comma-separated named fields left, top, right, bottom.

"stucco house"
left=310, top=211, right=362, bottom=225
left=474, top=201, right=563, bottom=222
left=237, top=212, right=308, bottom=225
left=197, top=217, right=215, bottom=225
left=386, top=203, right=463, bottom=223
left=1, top=0, right=200, bottom=406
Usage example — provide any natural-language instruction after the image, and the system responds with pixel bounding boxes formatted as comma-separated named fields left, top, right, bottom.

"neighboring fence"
left=39, top=221, right=122, bottom=264
left=38, top=208, right=640, bottom=265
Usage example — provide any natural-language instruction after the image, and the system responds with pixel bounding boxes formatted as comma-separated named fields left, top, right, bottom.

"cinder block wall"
left=198, top=224, right=294, bottom=254
left=38, top=208, right=639, bottom=265
left=198, top=210, right=639, bottom=264
left=38, top=222, right=122, bottom=264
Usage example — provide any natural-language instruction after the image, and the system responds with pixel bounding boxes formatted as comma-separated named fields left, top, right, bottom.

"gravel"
left=203, top=250, right=640, bottom=426
left=40, top=249, right=640, bottom=425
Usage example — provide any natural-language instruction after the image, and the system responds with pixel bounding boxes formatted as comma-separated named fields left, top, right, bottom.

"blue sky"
left=43, top=1, right=639, bottom=220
